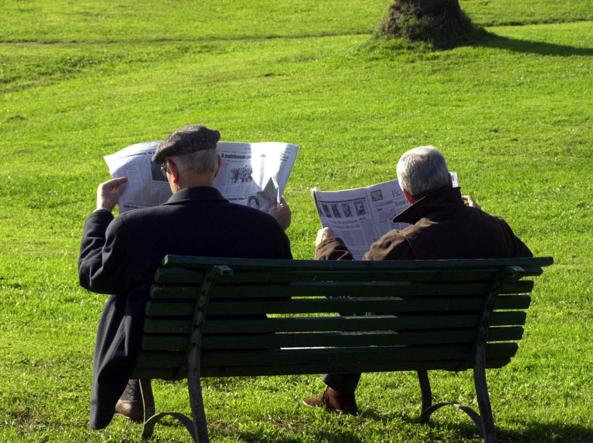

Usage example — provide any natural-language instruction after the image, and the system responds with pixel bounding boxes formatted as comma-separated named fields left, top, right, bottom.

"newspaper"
left=104, top=141, right=299, bottom=213
left=312, top=172, right=459, bottom=259
left=311, top=180, right=409, bottom=260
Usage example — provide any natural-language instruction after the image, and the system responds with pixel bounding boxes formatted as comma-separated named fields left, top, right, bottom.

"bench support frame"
left=140, top=265, right=232, bottom=443
left=136, top=262, right=538, bottom=443
left=417, top=268, right=519, bottom=443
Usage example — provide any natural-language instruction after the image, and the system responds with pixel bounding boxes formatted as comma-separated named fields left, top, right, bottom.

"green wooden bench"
left=130, top=255, right=553, bottom=443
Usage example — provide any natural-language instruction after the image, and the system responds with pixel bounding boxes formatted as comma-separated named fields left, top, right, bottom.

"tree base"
left=379, top=0, right=484, bottom=49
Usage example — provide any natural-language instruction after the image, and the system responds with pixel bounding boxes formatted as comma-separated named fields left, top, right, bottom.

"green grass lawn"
left=1, top=1, right=592, bottom=441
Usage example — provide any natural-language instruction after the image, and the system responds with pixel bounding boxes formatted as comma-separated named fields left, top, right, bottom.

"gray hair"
left=170, top=148, right=219, bottom=175
left=396, top=146, right=450, bottom=197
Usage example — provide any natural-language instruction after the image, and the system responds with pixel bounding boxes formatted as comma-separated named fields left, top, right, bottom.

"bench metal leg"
left=418, top=371, right=481, bottom=428
left=188, top=367, right=209, bottom=443
left=417, top=368, right=497, bottom=443
left=474, top=346, right=497, bottom=443
left=187, top=346, right=210, bottom=443
left=417, top=270, right=509, bottom=442
left=419, top=400, right=485, bottom=437
left=139, top=265, right=227, bottom=442
left=139, top=379, right=156, bottom=424
left=138, top=378, right=200, bottom=442
left=417, top=370, right=433, bottom=422
left=142, top=412, right=197, bottom=441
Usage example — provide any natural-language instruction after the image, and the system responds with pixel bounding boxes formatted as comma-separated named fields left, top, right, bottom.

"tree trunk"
left=379, top=0, right=482, bottom=48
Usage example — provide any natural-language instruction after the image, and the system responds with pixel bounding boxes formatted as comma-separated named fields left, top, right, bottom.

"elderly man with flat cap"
left=79, top=124, right=292, bottom=429
left=303, top=145, right=532, bottom=416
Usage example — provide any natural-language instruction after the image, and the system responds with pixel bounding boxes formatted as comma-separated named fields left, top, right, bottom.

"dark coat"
left=316, top=187, right=532, bottom=261
left=78, top=186, right=291, bottom=429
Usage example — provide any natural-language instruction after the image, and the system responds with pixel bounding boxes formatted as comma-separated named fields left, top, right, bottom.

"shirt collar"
left=393, top=186, right=464, bottom=224
left=164, top=186, right=227, bottom=205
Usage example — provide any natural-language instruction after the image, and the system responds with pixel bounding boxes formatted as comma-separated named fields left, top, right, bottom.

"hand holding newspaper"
left=104, top=141, right=299, bottom=213
left=311, top=172, right=459, bottom=259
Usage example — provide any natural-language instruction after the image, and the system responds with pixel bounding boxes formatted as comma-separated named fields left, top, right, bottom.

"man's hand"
left=315, top=227, right=335, bottom=248
left=96, top=177, right=128, bottom=212
left=462, top=195, right=481, bottom=210
left=268, top=197, right=291, bottom=231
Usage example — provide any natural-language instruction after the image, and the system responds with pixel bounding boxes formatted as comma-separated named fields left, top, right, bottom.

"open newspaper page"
left=311, top=179, right=409, bottom=260
left=104, top=142, right=169, bottom=212
left=104, top=141, right=298, bottom=213
left=213, top=142, right=298, bottom=212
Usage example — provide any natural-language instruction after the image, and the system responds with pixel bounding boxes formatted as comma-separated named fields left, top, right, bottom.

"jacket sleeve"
left=315, top=237, right=354, bottom=261
left=277, top=229, right=293, bottom=259
left=315, top=230, right=416, bottom=262
left=78, top=210, right=130, bottom=295
left=263, top=214, right=292, bottom=259
left=512, top=237, right=532, bottom=257
left=497, top=218, right=533, bottom=258
left=363, top=230, right=415, bottom=261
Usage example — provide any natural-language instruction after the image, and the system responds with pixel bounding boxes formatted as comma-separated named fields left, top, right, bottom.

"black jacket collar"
left=393, top=186, right=464, bottom=224
left=164, top=186, right=227, bottom=205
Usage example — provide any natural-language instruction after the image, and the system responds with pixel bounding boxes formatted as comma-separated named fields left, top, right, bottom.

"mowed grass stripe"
left=2, top=0, right=593, bottom=43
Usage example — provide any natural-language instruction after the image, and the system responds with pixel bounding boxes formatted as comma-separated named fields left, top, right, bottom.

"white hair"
left=396, top=146, right=450, bottom=197
left=170, top=149, right=219, bottom=175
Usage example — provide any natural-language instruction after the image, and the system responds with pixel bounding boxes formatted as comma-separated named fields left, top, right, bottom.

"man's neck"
left=170, top=174, right=215, bottom=194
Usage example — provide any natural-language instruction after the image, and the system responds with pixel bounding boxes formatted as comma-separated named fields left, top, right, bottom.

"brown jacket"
left=316, top=187, right=532, bottom=261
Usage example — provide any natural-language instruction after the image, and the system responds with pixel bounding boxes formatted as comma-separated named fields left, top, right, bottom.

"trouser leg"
left=323, top=373, right=361, bottom=393
left=116, top=379, right=155, bottom=423
left=321, top=300, right=363, bottom=394
left=120, top=379, right=142, bottom=401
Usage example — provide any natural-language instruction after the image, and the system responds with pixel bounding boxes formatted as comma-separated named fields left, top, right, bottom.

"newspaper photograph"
left=104, top=141, right=299, bottom=213
left=312, top=172, right=459, bottom=259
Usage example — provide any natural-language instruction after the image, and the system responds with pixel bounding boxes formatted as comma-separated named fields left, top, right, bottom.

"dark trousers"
left=323, top=372, right=361, bottom=393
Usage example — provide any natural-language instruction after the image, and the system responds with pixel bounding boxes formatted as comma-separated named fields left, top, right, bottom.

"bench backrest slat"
left=162, top=255, right=552, bottom=272
left=154, top=269, right=541, bottom=285
left=133, top=357, right=516, bottom=381
left=151, top=281, right=533, bottom=299
left=135, top=343, right=519, bottom=374
left=143, top=311, right=526, bottom=335
left=142, top=326, right=525, bottom=352
left=146, top=295, right=531, bottom=316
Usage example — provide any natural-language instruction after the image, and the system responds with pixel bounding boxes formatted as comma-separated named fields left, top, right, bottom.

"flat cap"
left=152, top=124, right=220, bottom=164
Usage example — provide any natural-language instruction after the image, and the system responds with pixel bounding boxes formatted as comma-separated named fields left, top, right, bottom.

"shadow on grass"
left=451, top=420, right=593, bottom=442
left=500, top=422, right=593, bottom=443
left=116, top=413, right=593, bottom=442
left=239, top=430, right=363, bottom=443
left=235, top=418, right=593, bottom=442
left=362, top=406, right=593, bottom=442
left=479, top=32, right=593, bottom=57
left=361, top=31, right=593, bottom=59
left=418, top=420, right=593, bottom=442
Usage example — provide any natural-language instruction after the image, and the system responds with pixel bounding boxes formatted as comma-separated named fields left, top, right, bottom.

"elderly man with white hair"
left=304, top=145, right=532, bottom=415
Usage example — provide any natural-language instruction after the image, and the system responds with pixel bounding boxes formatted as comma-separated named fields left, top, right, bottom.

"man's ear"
left=403, top=189, right=415, bottom=204
left=214, top=155, right=222, bottom=177
left=168, top=160, right=182, bottom=186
